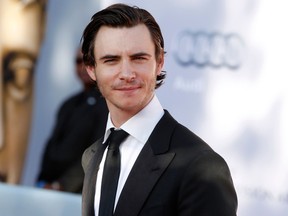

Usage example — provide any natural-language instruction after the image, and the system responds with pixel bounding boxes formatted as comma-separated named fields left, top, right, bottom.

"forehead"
left=94, top=24, right=155, bottom=55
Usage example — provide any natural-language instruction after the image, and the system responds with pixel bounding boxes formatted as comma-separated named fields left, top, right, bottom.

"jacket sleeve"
left=178, top=150, right=238, bottom=216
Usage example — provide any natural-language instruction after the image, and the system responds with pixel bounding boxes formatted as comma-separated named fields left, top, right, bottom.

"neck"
left=108, top=95, right=155, bottom=128
left=109, top=108, right=137, bottom=128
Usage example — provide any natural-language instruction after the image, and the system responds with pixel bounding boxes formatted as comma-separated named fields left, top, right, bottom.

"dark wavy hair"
left=81, top=3, right=166, bottom=89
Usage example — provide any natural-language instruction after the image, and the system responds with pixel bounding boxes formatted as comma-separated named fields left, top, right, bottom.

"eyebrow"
left=99, top=52, right=152, bottom=61
left=130, top=52, right=151, bottom=58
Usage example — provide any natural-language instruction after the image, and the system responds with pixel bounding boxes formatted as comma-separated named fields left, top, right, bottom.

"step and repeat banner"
left=22, top=0, right=288, bottom=215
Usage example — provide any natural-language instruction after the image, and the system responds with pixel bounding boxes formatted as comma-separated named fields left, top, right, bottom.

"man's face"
left=87, top=24, right=164, bottom=117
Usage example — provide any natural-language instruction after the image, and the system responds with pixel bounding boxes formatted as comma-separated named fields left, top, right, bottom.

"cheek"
left=95, top=80, right=107, bottom=98
left=94, top=73, right=109, bottom=92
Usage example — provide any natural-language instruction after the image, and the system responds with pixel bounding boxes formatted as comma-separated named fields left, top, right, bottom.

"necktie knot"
left=107, top=128, right=129, bottom=150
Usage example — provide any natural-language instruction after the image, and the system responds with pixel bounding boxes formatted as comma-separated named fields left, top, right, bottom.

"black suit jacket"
left=82, top=110, right=237, bottom=215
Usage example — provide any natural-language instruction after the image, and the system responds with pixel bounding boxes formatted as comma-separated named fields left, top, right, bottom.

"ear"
left=85, top=65, right=96, bottom=81
left=156, top=53, right=164, bottom=75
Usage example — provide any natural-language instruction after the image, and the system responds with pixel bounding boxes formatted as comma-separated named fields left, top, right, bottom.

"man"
left=36, top=48, right=108, bottom=193
left=81, top=3, right=237, bottom=215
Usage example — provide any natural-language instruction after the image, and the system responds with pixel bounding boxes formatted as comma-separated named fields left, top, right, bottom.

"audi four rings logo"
left=172, top=31, right=245, bottom=69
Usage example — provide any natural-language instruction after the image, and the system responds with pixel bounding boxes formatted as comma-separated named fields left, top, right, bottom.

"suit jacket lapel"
left=114, top=111, right=177, bottom=216
left=82, top=139, right=106, bottom=216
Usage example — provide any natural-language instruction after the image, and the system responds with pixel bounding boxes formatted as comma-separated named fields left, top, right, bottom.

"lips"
left=113, top=80, right=143, bottom=92
left=113, top=85, right=141, bottom=97
left=117, top=86, right=140, bottom=91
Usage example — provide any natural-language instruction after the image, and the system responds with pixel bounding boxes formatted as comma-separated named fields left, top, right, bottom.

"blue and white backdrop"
left=22, top=0, right=288, bottom=215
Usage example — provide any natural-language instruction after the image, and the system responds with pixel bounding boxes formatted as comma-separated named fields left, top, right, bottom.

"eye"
left=131, top=53, right=151, bottom=62
left=104, top=59, right=113, bottom=63
left=132, top=56, right=147, bottom=62
left=136, top=56, right=145, bottom=60
left=103, top=58, right=118, bottom=64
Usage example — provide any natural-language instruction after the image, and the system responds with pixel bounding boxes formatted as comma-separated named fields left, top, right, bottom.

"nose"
left=119, top=60, right=136, bottom=81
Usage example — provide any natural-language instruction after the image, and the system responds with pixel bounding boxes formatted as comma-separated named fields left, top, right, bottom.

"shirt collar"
left=103, top=95, right=164, bottom=144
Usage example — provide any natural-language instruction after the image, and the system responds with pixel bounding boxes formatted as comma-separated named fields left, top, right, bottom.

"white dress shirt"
left=94, top=95, right=164, bottom=215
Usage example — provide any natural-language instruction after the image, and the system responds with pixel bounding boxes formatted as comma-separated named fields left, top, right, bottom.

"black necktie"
left=99, top=128, right=129, bottom=216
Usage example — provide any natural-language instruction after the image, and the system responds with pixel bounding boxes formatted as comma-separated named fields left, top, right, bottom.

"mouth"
left=119, top=86, right=140, bottom=90
left=116, top=86, right=141, bottom=94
